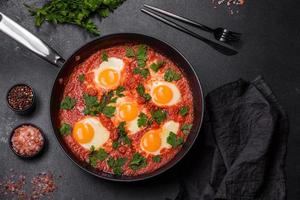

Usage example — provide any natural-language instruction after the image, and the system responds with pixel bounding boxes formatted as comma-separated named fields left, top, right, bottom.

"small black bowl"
left=9, top=123, right=46, bottom=159
left=6, top=83, right=36, bottom=115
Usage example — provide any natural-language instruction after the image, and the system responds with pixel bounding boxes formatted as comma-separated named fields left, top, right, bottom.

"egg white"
left=140, top=120, right=180, bottom=155
left=94, top=57, right=124, bottom=90
left=73, top=117, right=110, bottom=150
left=147, top=81, right=182, bottom=106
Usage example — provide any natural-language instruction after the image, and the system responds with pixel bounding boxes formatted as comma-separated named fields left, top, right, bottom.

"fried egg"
left=140, top=120, right=180, bottom=155
left=94, top=57, right=124, bottom=90
left=72, top=117, right=110, bottom=150
left=112, top=96, right=146, bottom=135
left=147, top=81, right=181, bottom=106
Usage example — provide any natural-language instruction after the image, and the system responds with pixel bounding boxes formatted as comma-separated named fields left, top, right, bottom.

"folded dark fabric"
left=172, top=76, right=289, bottom=200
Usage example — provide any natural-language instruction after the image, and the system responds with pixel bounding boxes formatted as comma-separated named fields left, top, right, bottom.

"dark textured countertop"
left=0, top=0, right=299, bottom=199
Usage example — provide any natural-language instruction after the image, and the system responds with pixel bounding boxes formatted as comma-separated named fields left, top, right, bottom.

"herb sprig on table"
left=25, top=0, right=126, bottom=36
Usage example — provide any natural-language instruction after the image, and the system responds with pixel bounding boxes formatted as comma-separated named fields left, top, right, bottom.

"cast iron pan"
left=0, top=12, right=204, bottom=181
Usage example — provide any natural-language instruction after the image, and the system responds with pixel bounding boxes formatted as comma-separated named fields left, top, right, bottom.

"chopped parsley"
left=102, top=51, right=108, bottom=61
left=150, top=61, right=165, bottom=72
left=115, top=86, right=125, bottom=97
left=151, top=109, right=167, bottom=124
left=112, top=141, right=120, bottom=149
left=107, top=157, right=127, bottom=175
left=133, top=67, right=150, bottom=78
left=59, top=123, right=71, bottom=136
left=83, top=92, right=116, bottom=117
left=78, top=74, right=85, bottom=83
left=181, top=124, right=192, bottom=135
left=137, top=112, right=151, bottom=128
left=167, top=132, right=184, bottom=148
left=129, top=153, right=147, bottom=171
left=136, top=45, right=147, bottom=67
left=117, top=122, right=131, bottom=145
left=136, top=84, right=151, bottom=101
left=179, top=106, right=189, bottom=116
left=60, top=96, right=76, bottom=110
left=125, top=47, right=135, bottom=58
left=152, top=155, right=161, bottom=163
left=25, top=0, right=125, bottom=36
left=89, top=146, right=108, bottom=167
left=164, top=69, right=181, bottom=82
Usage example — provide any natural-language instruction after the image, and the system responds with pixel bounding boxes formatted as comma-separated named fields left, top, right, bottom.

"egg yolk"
left=141, top=129, right=162, bottom=152
left=118, top=102, right=139, bottom=121
left=98, top=68, right=119, bottom=88
left=73, top=122, right=94, bottom=144
left=152, top=85, right=173, bottom=105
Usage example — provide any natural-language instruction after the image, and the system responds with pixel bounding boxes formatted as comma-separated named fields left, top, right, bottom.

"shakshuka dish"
left=57, top=44, right=194, bottom=176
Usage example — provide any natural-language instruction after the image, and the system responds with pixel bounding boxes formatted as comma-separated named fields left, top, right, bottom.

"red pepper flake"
left=11, top=125, right=44, bottom=157
left=0, top=170, right=58, bottom=200
left=212, top=0, right=245, bottom=15
left=7, top=85, right=34, bottom=111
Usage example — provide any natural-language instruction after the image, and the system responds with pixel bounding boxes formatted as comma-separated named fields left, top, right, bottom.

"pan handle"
left=0, top=12, right=65, bottom=67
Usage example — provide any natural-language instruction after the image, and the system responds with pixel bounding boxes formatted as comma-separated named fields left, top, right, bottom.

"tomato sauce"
left=56, top=44, right=194, bottom=176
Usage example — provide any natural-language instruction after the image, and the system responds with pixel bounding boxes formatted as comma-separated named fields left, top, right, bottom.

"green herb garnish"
left=83, top=92, right=116, bottom=117
left=136, top=45, right=147, bottom=67
left=181, top=124, right=192, bottom=135
left=137, top=112, right=151, bottom=128
left=150, top=61, right=165, bottom=72
left=164, top=69, right=181, bottom=82
left=102, top=51, right=108, bottom=61
left=133, top=67, right=150, bottom=78
left=89, top=147, right=108, bottom=167
left=136, top=84, right=151, bottom=101
left=117, top=122, right=132, bottom=145
left=112, top=141, right=119, bottom=149
left=129, top=153, right=147, bottom=171
left=107, top=157, right=127, bottom=175
left=25, top=0, right=126, bottom=36
left=151, top=109, right=167, bottom=124
left=179, top=106, right=189, bottom=116
left=78, top=74, right=85, bottom=83
left=115, top=86, right=125, bottom=97
left=167, top=132, right=184, bottom=148
left=59, top=123, right=71, bottom=136
left=125, top=47, right=135, bottom=58
left=60, top=96, right=76, bottom=110
left=152, top=155, right=162, bottom=163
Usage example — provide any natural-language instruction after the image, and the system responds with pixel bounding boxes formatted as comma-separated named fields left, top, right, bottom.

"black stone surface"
left=0, top=0, right=299, bottom=199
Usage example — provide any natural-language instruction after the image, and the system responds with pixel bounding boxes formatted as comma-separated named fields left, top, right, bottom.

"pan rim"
left=50, top=32, right=204, bottom=182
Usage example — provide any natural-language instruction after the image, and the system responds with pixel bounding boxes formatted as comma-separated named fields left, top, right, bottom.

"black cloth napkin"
left=172, top=76, right=288, bottom=200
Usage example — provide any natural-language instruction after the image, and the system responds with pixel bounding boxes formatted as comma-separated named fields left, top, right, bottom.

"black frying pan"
left=0, top=12, right=204, bottom=181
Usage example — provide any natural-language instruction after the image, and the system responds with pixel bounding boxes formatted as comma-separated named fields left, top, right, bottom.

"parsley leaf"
left=78, top=74, right=85, bottom=83
left=107, top=157, right=127, bottom=175
left=164, top=69, right=181, bottom=82
left=179, top=106, right=189, bottom=116
left=59, top=123, right=71, bottom=136
left=83, top=92, right=116, bottom=117
left=136, top=84, right=151, bottom=101
left=167, top=132, right=184, bottom=148
left=137, top=112, right=151, bottom=128
left=115, top=86, right=125, bottom=97
left=152, top=155, right=162, bottom=163
left=60, top=96, right=76, bottom=110
left=136, top=45, right=147, bottom=67
left=133, top=67, right=150, bottom=78
left=125, top=47, right=135, bottom=58
left=150, top=61, right=165, bottom=72
left=181, top=124, right=192, bottom=135
left=89, top=147, right=108, bottom=167
left=129, top=153, right=147, bottom=171
left=112, top=141, right=119, bottom=149
left=102, top=51, right=108, bottom=61
left=25, top=0, right=125, bottom=36
left=117, top=122, right=132, bottom=145
left=151, top=109, right=167, bottom=124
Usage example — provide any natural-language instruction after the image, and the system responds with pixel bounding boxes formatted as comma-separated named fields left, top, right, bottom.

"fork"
left=143, top=5, right=241, bottom=43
